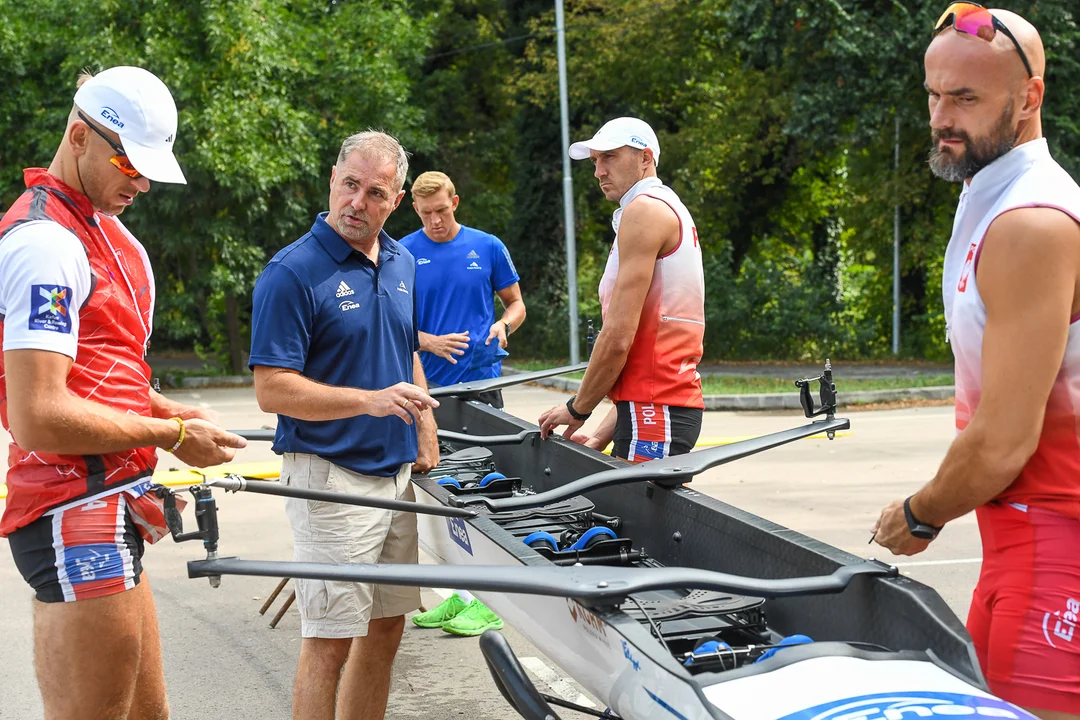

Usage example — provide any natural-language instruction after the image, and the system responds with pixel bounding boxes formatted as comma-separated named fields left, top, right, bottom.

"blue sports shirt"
left=399, top=225, right=520, bottom=386
left=249, top=213, right=420, bottom=476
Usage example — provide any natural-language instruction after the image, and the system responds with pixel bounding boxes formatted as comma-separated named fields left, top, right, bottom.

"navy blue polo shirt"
left=248, top=212, right=420, bottom=476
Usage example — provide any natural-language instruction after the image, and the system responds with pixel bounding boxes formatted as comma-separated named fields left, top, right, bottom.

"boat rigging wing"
left=187, top=555, right=894, bottom=603
left=453, top=416, right=850, bottom=511
left=429, top=363, right=588, bottom=398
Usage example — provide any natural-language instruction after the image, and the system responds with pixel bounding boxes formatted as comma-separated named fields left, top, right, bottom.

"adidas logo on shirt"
left=336, top=281, right=354, bottom=298
left=467, top=261, right=482, bottom=270
left=467, top=250, right=479, bottom=259
left=397, top=281, right=409, bottom=294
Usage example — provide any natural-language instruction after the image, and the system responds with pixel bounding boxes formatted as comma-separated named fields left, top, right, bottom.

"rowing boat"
left=181, top=365, right=1031, bottom=720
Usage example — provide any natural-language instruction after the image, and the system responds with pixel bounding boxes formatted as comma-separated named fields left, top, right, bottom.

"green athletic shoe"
left=441, top=598, right=504, bottom=636
left=412, top=592, right=468, bottom=628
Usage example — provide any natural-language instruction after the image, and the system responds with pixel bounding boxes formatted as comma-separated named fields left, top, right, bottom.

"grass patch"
left=699, top=374, right=954, bottom=395
left=504, top=361, right=953, bottom=395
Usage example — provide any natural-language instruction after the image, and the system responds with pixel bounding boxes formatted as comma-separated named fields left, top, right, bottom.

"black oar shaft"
left=212, top=478, right=478, bottom=519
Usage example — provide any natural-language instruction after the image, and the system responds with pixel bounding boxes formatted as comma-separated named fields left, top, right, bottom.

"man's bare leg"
left=337, top=616, right=405, bottom=720
left=33, top=580, right=155, bottom=720
left=292, top=637, right=351, bottom=720
left=126, top=576, right=169, bottom=720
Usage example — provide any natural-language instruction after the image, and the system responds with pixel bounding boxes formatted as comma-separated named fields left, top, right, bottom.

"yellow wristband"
left=165, top=417, right=185, bottom=453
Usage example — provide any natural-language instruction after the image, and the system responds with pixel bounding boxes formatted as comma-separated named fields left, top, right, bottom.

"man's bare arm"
left=5, top=349, right=245, bottom=465
left=911, top=207, right=1080, bottom=526
left=496, top=283, right=527, bottom=331
left=486, top=283, right=527, bottom=348
left=253, top=365, right=437, bottom=425
left=572, top=197, right=679, bottom=413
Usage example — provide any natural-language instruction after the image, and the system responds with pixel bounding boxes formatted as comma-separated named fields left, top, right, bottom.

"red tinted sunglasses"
left=934, top=3, right=1034, bottom=79
left=77, top=111, right=144, bottom=180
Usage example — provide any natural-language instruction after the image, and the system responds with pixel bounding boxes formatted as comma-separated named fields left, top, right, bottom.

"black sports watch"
left=566, top=395, right=592, bottom=422
left=503, top=320, right=512, bottom=334
left=904, top=496, right=942, bottom=540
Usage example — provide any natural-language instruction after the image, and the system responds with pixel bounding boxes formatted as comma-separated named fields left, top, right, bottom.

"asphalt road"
left=0, top=385, right=975, bottom=720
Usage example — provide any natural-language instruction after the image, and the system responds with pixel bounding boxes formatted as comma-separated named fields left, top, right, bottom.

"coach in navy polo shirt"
left=249, top=130, right=438, bottom=720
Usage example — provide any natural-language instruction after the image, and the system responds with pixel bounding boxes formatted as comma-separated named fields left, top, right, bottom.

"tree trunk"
left=224, top=293, right=245, bottom=375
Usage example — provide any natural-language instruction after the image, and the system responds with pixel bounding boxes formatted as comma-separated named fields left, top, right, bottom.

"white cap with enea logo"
left=568, top=117, right=660, bottom=168
left=74, top=66, right=187, bottom=184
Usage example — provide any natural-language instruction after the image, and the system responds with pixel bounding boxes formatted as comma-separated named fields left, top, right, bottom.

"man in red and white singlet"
left=872, top=8, right=1080, bottom=719
left=539, top=118, right=704, bottom=462
left=0, top=67, right=245, bottom=719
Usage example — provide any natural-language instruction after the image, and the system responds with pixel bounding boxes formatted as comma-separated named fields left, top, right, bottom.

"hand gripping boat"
left=170, top=363, right=1033, bottom=720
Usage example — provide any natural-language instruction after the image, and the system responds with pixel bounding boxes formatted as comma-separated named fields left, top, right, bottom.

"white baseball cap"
left=568, top=117, right=660, bottom=168
left=74, top=66, right=186, bottom=184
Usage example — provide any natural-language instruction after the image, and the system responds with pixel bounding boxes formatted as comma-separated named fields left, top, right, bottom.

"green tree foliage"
left=0, top=0, right=431, bottom=372
left=3, top=0, right=1078, bottom=366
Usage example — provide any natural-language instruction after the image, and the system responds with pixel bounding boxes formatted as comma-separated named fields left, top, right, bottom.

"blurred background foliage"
left=2, top=0, right=1077, bottom=371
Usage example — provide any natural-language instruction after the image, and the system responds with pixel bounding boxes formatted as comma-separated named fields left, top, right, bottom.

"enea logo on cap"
left=29, top=285, right=73, bottom=334
left=776, top=691, right=1035, bottom=720
left=100, top=107, right=124, bottom=129
left=629, top=136, right=648, bottom=149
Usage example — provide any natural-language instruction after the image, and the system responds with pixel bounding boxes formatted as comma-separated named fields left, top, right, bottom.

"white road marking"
left=893, top=557, right=982, bottom=568
left=421, top=584, right=595, bottom=710
left=520, top=656, right=597, bottom=709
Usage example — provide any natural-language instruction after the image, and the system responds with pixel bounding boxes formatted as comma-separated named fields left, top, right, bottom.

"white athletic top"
left=943, top=138, right=1080, bottom=515
left=0, top=221, right=94, bottom=360
left=598, top=177, right=705, bottom=408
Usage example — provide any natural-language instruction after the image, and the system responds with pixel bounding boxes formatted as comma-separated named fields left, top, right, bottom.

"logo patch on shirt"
left=397, top=281, right=409, bottom=294
left=417, top=258, right=431, bottom=265
left=467, top=261, right=482, bottom=271
left=29, top=285, right=73, bottom=334
left=336, top=280, right=355, bottom=298
left=467, top=250, right=479, bottom=259
left=339, top=300, right=360, bottom=312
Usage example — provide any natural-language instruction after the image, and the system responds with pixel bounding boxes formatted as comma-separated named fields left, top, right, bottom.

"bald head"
left=927, top=8, right=1043, bottom=90
left=992, top=9, right=1045, bottom=77
left=924, top=7, right=1046, bottom=182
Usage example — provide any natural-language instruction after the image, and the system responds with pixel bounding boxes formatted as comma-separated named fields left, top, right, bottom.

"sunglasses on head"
left=934, top=3, right=1034, bottom=79
left=77, top=111, right=143, bottom=180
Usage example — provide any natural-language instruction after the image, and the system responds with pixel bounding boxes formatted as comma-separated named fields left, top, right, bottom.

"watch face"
left=910, top=526, right=937, bottom=540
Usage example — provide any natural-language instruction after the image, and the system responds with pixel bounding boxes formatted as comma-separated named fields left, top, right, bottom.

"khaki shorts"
left=282, top=453, right=420, bottom=639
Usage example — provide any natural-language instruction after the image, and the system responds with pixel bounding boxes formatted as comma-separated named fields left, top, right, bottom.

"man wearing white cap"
left=539, top=117, right=706, bottom=462
left=0, top=67, right=245, bottom=719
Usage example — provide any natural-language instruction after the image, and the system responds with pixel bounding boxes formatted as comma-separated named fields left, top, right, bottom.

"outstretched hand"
left=367, top=382, right=439, bottom=425
left=173, top=419, right=248, bottom=468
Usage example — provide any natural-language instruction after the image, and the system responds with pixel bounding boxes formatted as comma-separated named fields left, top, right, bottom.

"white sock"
left=456, top=590, right=474, bottom=604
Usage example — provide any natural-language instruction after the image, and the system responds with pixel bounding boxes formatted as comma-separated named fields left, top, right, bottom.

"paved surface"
left=0, top=386, right=975, bottom=720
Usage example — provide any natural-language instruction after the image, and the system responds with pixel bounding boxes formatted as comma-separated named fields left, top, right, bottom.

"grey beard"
left=927, top=104, right=1017, bottom=184
left=928, top=134, right=1016, bottom=183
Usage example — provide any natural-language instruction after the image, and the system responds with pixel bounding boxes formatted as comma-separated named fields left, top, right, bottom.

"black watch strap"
left=566, top=395, right=592, bottom=421
left=904, top=496, right=942, bottom=540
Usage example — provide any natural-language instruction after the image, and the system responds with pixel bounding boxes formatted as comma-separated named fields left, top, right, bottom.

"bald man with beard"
left=871, top=6, right=1080, bottom=718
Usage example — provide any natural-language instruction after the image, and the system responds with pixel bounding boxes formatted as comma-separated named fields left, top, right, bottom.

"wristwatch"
left=503, top=320, right=512, bottom=334
left=904, top=496, right=942, bottom=540
left=566, top=395, right=592, bottom=421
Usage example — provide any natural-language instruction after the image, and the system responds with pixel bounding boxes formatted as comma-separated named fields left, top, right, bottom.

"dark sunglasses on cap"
left=77, top=111, right=144, bottom=180
left=933, top=3, right=1034, bottom=79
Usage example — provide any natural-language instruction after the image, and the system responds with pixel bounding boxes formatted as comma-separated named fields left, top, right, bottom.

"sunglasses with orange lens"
left=77, top=111, right=144, bottom=180
left=934, top=2, right=1034, bottom=78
